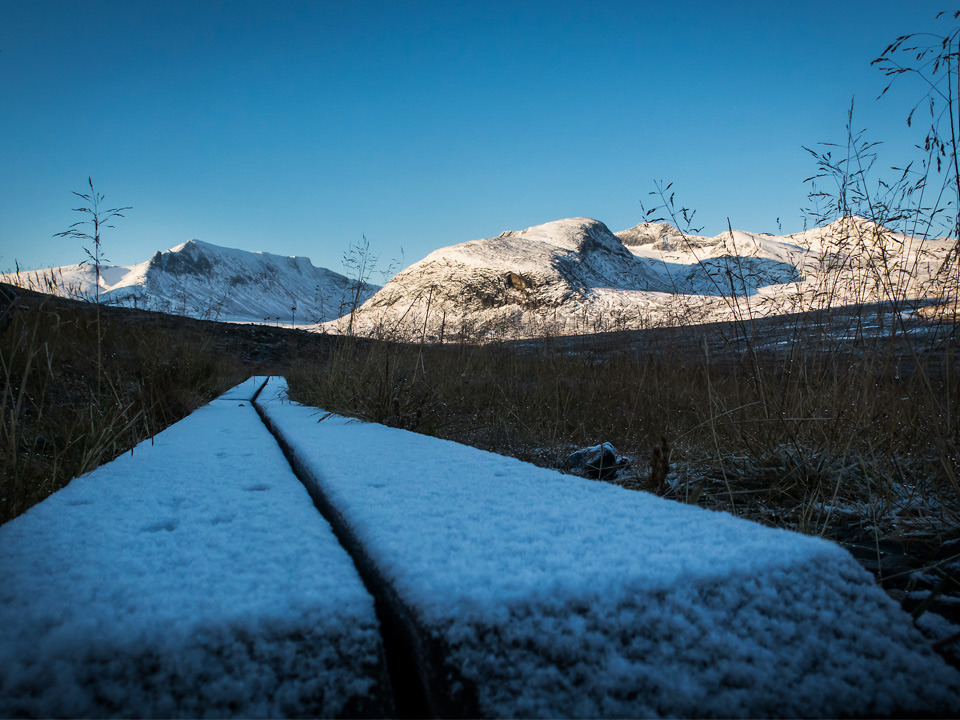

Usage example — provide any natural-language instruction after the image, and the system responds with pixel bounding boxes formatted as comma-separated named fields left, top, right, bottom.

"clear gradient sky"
left=0, top=0, right=951, bottom=274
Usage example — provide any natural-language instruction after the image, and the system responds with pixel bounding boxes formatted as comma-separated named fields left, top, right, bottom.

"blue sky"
left=0, top=0, right=950, bottom=274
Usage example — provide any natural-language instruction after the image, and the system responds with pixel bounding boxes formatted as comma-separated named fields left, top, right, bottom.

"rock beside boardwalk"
left=564, top=442, right=630, bottom=480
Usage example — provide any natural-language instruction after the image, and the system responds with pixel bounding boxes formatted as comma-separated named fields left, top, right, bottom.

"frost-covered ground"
left=0, top=377, right=390, bottom=718
left=256, top=378, right=960, bottom=718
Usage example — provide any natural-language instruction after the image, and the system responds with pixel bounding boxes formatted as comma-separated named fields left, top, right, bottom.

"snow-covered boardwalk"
left=256, top=378, right=960, bottom=718
left=2, top=378, right=958, bottom=718
left=0, top=378, right=391, bottom=718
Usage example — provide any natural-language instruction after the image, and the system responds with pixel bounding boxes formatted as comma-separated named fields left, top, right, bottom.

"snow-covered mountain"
left=2, top=239, right=379, bottom=325
left=8, top=218, right=953, bottom=339
left=321, top=216, right=956, bottom=341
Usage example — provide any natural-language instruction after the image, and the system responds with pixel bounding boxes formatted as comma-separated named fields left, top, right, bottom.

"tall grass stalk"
left=53, top=178, right=131, bottom=396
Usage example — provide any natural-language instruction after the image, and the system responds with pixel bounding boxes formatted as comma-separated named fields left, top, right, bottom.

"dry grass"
left=287, top=306, right=960, bottom=560
left=0, top=288, right=241, bottom=523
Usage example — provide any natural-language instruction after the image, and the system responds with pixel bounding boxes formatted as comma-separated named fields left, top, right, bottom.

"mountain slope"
left=3, top=240, right=379, bottom=325
left=324, top=216, right=955, bottom=341
left=319, top=218, right=673, bottom=339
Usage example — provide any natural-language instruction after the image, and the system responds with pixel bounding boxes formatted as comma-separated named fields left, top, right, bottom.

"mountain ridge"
left=6, top=215, right=954, bottom=339
left=2, top=239, right=379, bottom=325
left=322, top=215, right=955, bottom=340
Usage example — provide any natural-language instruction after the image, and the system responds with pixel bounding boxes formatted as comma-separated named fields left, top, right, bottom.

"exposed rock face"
left=148, top=243, right=214, bottom=276
left=506, top=272, right=531, bottom=291
left=617, top=222, right=690, bottom=249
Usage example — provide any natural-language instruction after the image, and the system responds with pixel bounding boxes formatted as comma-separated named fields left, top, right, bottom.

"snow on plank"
left=0, top=379, right=391, bottom=718
left=256, top=378, right=960, bottom=718
left=212, top=374, right=269, bottom=402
